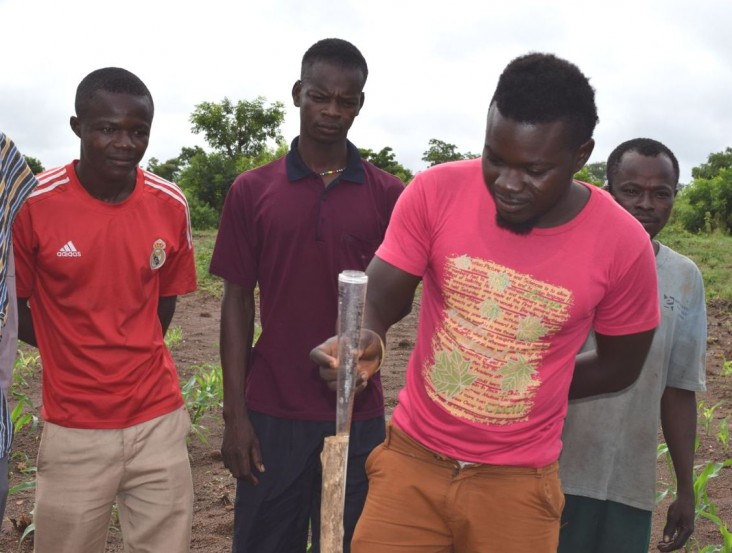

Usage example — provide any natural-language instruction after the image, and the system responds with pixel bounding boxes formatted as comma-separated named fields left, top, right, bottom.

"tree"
left=674, top=167, right=732, bottom=234
left=177, top=141, right=288, bottom=226
left=190, top=97, right=285, bottom=158
left=149, top=97, right=287, bottom=228
left=421, top=139, right=479, bottom=167
left=359, top=146, right=413, bottom=184
left=574, top=161, right=606, bottom=187
left=24, top=155, right=44, bottom=174
left=147, top=147, right=204, bottom=182
left=691, top=147, right=732, bottom=180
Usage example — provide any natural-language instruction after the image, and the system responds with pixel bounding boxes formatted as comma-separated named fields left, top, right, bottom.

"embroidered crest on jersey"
left=423, top=254, right=573, bottom=426
left=150, top=239, right=167, bottom=270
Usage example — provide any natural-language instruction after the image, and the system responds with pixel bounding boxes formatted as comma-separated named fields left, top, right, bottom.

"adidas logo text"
left=57, top=241, right=81, bottom=257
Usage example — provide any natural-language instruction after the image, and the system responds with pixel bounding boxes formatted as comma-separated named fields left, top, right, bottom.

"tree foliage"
left=574, top=161, right=606, bottom=187
left=422, top=139, right=479, bottom=167
left=178, top=143, right=287, bottom=219
left=190, top=97, right=285, bottom=157
left=146, top=97, right=287, bottom=229
left=674, top=167, right=732, bottom=234
left=147, top=147, right=205, bottom=182
left=691, top=147, right=732, bottom=180
left=24, top=155, right=44, bottom=174
left=359, top=146, right=413, bottom=183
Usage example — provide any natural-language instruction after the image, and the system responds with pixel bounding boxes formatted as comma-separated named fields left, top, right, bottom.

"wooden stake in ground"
left=320, top=271, right=368, bottom=553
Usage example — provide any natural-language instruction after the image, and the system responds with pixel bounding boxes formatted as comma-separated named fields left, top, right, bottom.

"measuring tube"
left=335, top=270, right=368, bottom=437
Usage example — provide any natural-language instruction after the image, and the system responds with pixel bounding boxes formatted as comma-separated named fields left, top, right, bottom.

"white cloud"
left=2, top=0, right=730, bottom=181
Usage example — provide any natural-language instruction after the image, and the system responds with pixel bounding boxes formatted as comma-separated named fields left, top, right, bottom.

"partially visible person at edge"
left=209, top=38, right=404, bottom=553
left=13, top=68, right=197, bottom=553
left=559, top=138, right=706, bottom=553
left=0, top=133, right=37, bottom=528
left=311, top=52, right=660, bottom=553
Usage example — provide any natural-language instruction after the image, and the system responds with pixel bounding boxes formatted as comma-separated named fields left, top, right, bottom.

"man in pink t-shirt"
left=312, top=53, right=659, bottom=553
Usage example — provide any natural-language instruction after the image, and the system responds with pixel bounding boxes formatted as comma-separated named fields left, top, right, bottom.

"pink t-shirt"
left=377, top=159, right=659, bottom=467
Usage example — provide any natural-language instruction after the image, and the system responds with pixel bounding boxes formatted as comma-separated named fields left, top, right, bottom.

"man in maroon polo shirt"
left=209, top=38, right=404, bottom=553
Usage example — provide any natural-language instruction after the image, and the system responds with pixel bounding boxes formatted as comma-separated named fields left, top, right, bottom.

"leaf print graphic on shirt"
left=488, top=271, right=511, bottom=292
left=430, top=349, right=478, bottom=399
left=424, top=254, right=573, bottom=426
left=453, top=255, right=472, bottom=270
left=479, top=299, right=502, bottom=321
left=498, top=355, right=537, bottom=393
left=516, top=316, right=548, bottom=342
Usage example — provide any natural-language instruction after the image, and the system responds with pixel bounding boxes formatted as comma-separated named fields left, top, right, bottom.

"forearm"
left=158, top=296, right=177, bottom=335
left=16, top=298, right=36, bottom=347
left=569, top=329, right=655, bottom=399
left=570, top=352, right=636, bottom=398
left=363, top=257, right=420, bottom=342
left=661, top=387, right=697, bottom=498
left=220, top=284, right=255, bottom=423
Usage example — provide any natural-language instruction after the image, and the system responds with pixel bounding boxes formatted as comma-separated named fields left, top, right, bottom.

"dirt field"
left=0, top=291, right=729, bottom=552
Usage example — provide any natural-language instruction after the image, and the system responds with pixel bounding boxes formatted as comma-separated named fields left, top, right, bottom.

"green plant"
left=658, top=438, right=732, bottom=553
left=684, top=459, right=732, bottom=552
left=165, top=325, right=184, bottom=349
left=9, top=392, right=38, bottom=437
left=655, top=229, right=732, bottom=302
left=15, top=505, right=35, bottom=550
left=193, top=230, right=222, bottom=295
left=181, top=364, right=224, bottom=443
left=188, top=196, right=220, bottom=230
left=12, top=349, right=40, bottom=388
left=657, top=442, right=673, bottom=504
left=698, top=400, right=724, bottom=435
left=722, top=359, right=732, bottom=378
left=717, top=418, right=730, bottom=451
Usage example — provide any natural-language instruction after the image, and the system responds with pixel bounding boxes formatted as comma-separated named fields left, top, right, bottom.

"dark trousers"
left=232, top=411, right=385, bottom=553
left=558, top=493, right=653, bottom=553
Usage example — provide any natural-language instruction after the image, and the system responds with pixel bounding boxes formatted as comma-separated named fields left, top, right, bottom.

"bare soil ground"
left=0, top=291, right=729, bottom=552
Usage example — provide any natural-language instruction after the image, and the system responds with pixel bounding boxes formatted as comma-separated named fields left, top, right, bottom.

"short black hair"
left=490, top=53, right=598, bottom=147
left=75, top=67, right=153, bottom=118
left=606, top=138, right=680, bottom=191
left=301, top=38, right=368, bottom=86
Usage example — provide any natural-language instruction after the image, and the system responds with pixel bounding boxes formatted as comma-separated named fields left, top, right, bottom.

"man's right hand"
left=221, top=415, right=264, bottom=485
left=310, top=329, right=384, bottom=393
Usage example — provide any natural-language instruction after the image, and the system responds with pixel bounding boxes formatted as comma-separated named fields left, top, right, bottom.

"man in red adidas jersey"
left=13, top=68, right=197, bottom=553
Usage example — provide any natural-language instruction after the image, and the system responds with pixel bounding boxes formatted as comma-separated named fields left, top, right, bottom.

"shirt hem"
left=246, top=404, right=384, bottom=422
left=561, top=486, right=654, bottom=512
left=43, top=398, right=184, bottom=430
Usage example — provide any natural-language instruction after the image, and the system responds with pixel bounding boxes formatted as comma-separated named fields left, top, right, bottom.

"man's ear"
left=292, top=80, right=303, bottom=107
left=573, top=138, right=595, bottom=172
left=70, top=115, right=81, bottom=138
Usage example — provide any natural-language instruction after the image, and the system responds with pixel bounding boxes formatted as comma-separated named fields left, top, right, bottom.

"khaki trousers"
left=34, top=406, right=193, bottom=553
left=352, top=424, right=564, bottom=553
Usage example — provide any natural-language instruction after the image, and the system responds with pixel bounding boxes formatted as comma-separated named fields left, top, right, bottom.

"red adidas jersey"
left=13, top=162, right=197, bottom=429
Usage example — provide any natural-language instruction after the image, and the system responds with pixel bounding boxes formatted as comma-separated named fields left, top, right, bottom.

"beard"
left=495, top=213, right=540, bottom=235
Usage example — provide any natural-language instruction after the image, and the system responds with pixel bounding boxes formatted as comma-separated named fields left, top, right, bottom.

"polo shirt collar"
left=286, top=137, right=365, bottom=184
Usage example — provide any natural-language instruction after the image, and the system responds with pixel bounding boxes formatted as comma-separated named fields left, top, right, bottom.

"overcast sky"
left=2, top=0, right=731, bottom=183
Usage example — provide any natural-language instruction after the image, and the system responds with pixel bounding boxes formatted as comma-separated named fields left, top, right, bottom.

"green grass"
left=657, top=226, right=732, bottom=302
left=193, top=230, right=222, bottom=296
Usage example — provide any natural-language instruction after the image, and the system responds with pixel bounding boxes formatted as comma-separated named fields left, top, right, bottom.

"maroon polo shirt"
left=210, top=138, right=404, bottom=420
